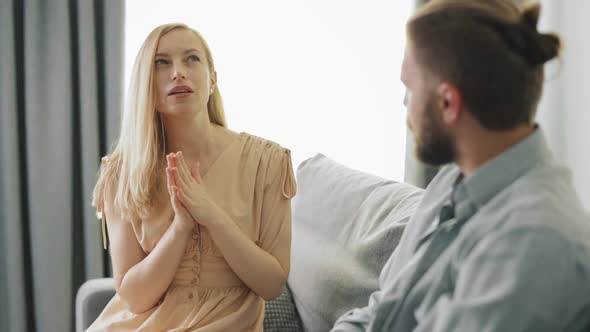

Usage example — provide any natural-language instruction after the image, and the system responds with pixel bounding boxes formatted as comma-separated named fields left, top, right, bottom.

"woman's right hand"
left=166, top=153, right=194, bottom=233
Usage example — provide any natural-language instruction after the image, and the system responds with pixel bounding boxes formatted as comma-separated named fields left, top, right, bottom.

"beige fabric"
left=87, top=132, right=297, bottom=332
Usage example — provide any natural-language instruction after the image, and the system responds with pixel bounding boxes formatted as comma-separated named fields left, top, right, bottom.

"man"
left=331, top=0, right=590, bottom=331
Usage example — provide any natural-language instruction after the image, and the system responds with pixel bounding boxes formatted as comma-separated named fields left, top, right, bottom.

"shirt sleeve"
left=331, top=245, right=405, bottom=332
left=331, top=288, right=385, bottom=332
left=413, top=226, right=584, bottom=332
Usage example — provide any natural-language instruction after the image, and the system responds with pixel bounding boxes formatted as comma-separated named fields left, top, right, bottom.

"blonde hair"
left=92, top=23, right=226, bottom=220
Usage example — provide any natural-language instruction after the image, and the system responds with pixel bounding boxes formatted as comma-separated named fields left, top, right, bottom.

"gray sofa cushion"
left=288, top=154, right=423, bottom=332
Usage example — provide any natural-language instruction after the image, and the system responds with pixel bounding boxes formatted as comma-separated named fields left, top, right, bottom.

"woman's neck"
left=161, top=108, right=216, bottom=162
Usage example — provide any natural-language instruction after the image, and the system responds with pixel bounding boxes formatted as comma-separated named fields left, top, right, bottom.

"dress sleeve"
left=258, top=146, right=297, bottom=268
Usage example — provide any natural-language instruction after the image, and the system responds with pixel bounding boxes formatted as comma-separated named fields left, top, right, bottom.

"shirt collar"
left=454, top=126, right=552, bottom=208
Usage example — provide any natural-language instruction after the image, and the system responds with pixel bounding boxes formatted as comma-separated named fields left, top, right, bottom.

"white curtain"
left=536, top=0, right=590, bottom=210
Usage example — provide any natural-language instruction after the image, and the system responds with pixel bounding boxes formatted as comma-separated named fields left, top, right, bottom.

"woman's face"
left=154, top=28, right=215, bottom=115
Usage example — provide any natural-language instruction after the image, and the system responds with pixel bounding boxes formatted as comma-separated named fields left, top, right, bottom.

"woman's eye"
left=187, top=55, right=200, bottom=62
left=155, top=58, right=168, bottom=65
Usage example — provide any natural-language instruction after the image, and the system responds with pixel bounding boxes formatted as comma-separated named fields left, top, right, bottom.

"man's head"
left=402, top=0, right=561, bottom=165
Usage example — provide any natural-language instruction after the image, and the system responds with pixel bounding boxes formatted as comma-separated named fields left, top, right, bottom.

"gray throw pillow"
left=264, top=285, right=304, bottom=332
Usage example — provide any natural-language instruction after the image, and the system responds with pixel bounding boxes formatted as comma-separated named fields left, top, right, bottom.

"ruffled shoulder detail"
left=242, top=134, right=297, bottom=199
left=277, top=148, right=297, bottom=199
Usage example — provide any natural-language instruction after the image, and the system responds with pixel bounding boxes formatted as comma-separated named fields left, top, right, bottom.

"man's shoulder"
left=464, top=162, right=590, bottom=256
left=500, top=163, right=585, bottom=225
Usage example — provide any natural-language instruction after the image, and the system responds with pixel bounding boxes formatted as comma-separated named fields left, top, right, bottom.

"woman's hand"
left=169, top=151, right=224, bottom=229
left=166, top=153, right=195, bottom=233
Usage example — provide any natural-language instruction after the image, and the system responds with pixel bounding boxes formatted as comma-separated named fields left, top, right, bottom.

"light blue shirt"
left=332, top=128, right=590, bottom=332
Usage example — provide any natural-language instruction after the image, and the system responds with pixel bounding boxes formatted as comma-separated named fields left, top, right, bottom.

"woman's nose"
left=171, top=63, right=186, bottom=81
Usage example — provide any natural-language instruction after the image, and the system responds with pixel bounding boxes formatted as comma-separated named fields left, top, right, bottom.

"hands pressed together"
left=165, top=151, right=224, bottom=234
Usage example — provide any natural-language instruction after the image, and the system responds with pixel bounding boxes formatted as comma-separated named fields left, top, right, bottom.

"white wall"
left=125, top=0, right=413, bottom=182
left=537, top=1, right=590, bottom=210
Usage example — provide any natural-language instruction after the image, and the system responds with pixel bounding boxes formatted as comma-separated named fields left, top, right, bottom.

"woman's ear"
left=209, top=71, right=217, bottom=95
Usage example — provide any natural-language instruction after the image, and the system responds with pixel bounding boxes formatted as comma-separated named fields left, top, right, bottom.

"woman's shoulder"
left=240, top=132, right=296, bottom=199
left=240, top=132, right=291, bottom=157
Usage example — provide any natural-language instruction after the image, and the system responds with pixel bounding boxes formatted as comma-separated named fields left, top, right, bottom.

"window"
left=125, top=0, right=412, bottom=181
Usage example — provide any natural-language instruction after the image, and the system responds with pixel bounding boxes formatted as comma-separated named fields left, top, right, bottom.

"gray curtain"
left=0, top=0, right=123, bottom=331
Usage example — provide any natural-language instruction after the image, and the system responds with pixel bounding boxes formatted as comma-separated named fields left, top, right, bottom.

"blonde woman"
left=86, top=23, right=296, bottom=331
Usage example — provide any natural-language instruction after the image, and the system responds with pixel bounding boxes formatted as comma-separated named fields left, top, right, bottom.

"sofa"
left=76, top=153, right=424, bottom=331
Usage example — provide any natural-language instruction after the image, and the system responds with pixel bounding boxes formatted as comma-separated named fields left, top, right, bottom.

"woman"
left=87, top=23, right=296, bottom=331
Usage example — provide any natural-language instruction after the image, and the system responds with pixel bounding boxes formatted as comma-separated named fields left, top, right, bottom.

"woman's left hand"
left=169, top=151, right=224, bottom=229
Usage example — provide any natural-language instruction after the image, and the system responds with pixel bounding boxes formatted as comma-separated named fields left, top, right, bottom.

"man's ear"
left=436, top=82, right=463, bottom=126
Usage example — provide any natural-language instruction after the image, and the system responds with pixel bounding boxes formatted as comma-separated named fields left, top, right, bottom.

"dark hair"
left=407, top=0, right=561, bottom=130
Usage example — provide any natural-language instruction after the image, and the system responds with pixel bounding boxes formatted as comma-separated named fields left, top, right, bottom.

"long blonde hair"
left=92, top=23, right=226, bottom=220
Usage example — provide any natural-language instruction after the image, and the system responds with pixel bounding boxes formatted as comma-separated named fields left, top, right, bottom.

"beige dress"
left=87, top=132, right=297, bottom=332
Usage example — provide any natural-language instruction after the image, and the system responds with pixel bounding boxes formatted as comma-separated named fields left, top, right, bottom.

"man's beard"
left=414, top=96, right=455, bottom=166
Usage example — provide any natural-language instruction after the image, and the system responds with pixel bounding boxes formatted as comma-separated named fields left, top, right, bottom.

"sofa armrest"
left=75, top=278, right=116, bottom=332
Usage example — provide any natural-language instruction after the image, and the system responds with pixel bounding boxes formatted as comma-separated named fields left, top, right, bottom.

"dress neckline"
left=200, top=131, right=245, bottom=180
